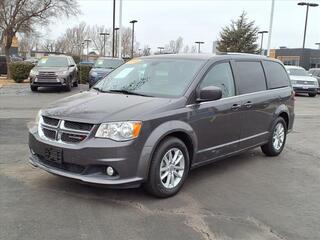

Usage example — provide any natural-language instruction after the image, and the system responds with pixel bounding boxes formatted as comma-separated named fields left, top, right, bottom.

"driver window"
left=200, top=62, right=235, bottom=98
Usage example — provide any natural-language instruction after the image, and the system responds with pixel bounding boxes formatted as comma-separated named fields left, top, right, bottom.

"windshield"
left=94, top=59, right=123, bottom=69
left=287, top=68, right=307, bottom=76
left=93, top=58, right=205, bottom=97
left=37, top=57, right=68, bottom=67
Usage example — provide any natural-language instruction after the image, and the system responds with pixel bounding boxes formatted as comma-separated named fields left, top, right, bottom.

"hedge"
left=77, top=64, right=92, bottom=84
left=9, top=62, right=35, bottom=83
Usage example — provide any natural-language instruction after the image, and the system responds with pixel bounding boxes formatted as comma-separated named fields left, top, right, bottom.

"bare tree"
left=0, top=0, right=79, bottom=77
left=88, top=25, right=110, bottom=57
left=19, top=32, right=40, bottom=56
left=121, top=27, right=132, bottom=58
left=165, top=37, right=184, bottom=54
left=190, top=45, right=197, bottom=53
left=183, top=45, right=190, bottom=53
left=142, top=45, right=151, bottom=56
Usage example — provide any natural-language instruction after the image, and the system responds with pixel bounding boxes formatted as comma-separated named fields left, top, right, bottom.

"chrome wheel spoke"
left=161, top=171, right=169, bottom=180
left=272, top=123, right=285, bottom=151
left=160, top=148, right=185, bottom=189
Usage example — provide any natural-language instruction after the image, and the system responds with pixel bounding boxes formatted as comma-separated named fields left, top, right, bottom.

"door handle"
left=231, top=104, right=241, bottom=111
left=244, top=101, right=253, bottom=108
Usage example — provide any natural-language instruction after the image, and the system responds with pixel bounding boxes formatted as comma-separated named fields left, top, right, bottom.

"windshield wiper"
left=92, top=87, right=109, bottom=93
left=109, top=89, right=153, bottom=97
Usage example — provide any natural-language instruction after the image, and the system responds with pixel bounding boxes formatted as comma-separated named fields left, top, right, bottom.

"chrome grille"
left=37, top=72, right=57, bottom=82
left=296, top=80, right=315, bottom=85
left=39, top=116, right=93, bottom=144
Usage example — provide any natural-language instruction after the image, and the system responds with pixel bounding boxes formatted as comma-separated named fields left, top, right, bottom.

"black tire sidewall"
left=147, top=137, right=190, bottom=197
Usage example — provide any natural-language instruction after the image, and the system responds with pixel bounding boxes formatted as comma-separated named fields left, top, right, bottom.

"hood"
left=42, top=90, right=180, bottom=124
left=289, top=75, right=317, bottom=82
left=34, top=66, right=68, bottom=72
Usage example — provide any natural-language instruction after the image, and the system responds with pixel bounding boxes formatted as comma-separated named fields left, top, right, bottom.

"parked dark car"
left=89, top=57, right=124, bottom=87
left=308, top=68, right=320, bottom=93
left=0, top=55, right=7, bottom=75
left=29, top=55, right=78, bottom=92
left=29, top=54, right=295, bottom=198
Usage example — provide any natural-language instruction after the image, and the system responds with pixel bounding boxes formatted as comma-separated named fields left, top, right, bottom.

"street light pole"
left=258, top=31, right=268, bottom=55
left=267, top=0, right=275, bottom=57
left=114, top=28, right=119, bottom=58
left=112, top=0, right=116, bottom=57
left=130, top=20, right=138, bottom=58
left=298, top=2, right=319, bottom=49
left=158, top=47, right=164, bottom=54
left=100, top=32, right=109, bottom=57
left=195, top=41, right=204, bottom=53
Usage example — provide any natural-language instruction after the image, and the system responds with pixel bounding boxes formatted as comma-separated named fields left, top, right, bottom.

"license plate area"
left=302, top=86, right=309, bottom=89
left=44, top=147, right=63, bottom=164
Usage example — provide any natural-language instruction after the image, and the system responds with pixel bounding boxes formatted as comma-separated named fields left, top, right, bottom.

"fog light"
left=106, top=166, right=114, bottom=176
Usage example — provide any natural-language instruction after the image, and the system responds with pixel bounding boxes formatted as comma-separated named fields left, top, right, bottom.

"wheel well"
left=165, top=131, right=195, bottom=167
left=279, top=112, right=289, bottom=128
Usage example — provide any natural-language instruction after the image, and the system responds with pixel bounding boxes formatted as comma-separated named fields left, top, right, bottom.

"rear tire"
left=143, top=137, right=190, bottom=198
left=30, top=85, right=38, bottom=92
left=261, top=117, right=287, bottom=156
left=308, top=93, right=316, bottom=97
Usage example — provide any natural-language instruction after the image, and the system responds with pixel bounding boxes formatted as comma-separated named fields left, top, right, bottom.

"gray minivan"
left=29, top=54, right=295, bottom=198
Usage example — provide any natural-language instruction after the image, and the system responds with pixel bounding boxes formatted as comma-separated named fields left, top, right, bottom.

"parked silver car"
left=285, top=66, right=319, bottom=97
left=308, top=68, right=320, bottom=93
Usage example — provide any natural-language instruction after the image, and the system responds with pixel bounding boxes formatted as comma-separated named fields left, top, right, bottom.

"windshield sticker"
left=114, top=67, right=134, bottom=79
left=127, top=59, right=141, bottom=64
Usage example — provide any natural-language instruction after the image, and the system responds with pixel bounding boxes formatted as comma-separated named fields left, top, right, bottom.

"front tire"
left=144, top=137, right=190, bottom=198
left=65, top=78, right=72, bottom=92
left=308, top=93, right=317, bottom=97
left=30, top=85, right=38, bottom=92
left=261, top=117, right=287, bottom=156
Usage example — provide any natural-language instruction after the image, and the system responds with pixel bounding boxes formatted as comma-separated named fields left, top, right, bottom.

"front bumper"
left=292, top=84, right=317, bottom=94
left=30, top=76, right=68, bottom=88
left=28, top=128, right=145, bottom=188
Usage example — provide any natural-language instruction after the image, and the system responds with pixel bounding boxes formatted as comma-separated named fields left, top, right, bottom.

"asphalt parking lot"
left=1, top=84, right=319, bottom=240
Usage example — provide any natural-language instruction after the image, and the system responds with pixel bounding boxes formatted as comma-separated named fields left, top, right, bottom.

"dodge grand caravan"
left=29, top=54, right=295, bottom=198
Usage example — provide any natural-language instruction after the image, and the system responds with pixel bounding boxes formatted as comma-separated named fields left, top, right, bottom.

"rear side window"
left=235, top=61, right=267, bottom=94
left=263, top=61, right=290, bottom=89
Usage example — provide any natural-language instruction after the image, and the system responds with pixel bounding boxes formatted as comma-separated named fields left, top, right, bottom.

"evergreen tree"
left=217, top=12, right=259, bottom=53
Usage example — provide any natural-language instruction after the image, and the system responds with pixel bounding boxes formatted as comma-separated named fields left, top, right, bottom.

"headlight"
left=57, top=70, right=69, bottom=75
left=91, top=71, right=98, bottom=77
left=291, top=80, right=297, bottom=84
left=30, top=68, right=38, bottom=76
left=95, top=121, right=142, bottom=141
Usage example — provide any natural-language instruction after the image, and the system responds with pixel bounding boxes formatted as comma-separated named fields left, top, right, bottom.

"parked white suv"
left=286, top=66, right=319, bottom=97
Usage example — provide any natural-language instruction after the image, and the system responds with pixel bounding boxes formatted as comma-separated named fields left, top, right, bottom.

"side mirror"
left=69, top=64, right=75, bottom=68
left=197, top=86, right=222, bottom=102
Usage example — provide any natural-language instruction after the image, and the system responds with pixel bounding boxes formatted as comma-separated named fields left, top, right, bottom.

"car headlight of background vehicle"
left=291, top=80, right=297, bottom=84
left=95, top=121, right=142, bottom=141
left=30, top=68, right=38, bottom=76
left=90, top=71, right=98, bottom=77
left=57, top=70, right=69, bottom=75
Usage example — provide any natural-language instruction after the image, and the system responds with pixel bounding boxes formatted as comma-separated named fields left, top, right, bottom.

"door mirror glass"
left=197, top=86, right=222, bottom=102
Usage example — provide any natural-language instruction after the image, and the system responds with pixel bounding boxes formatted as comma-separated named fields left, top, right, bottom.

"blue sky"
left=44, top=0, right=320, bottom=52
